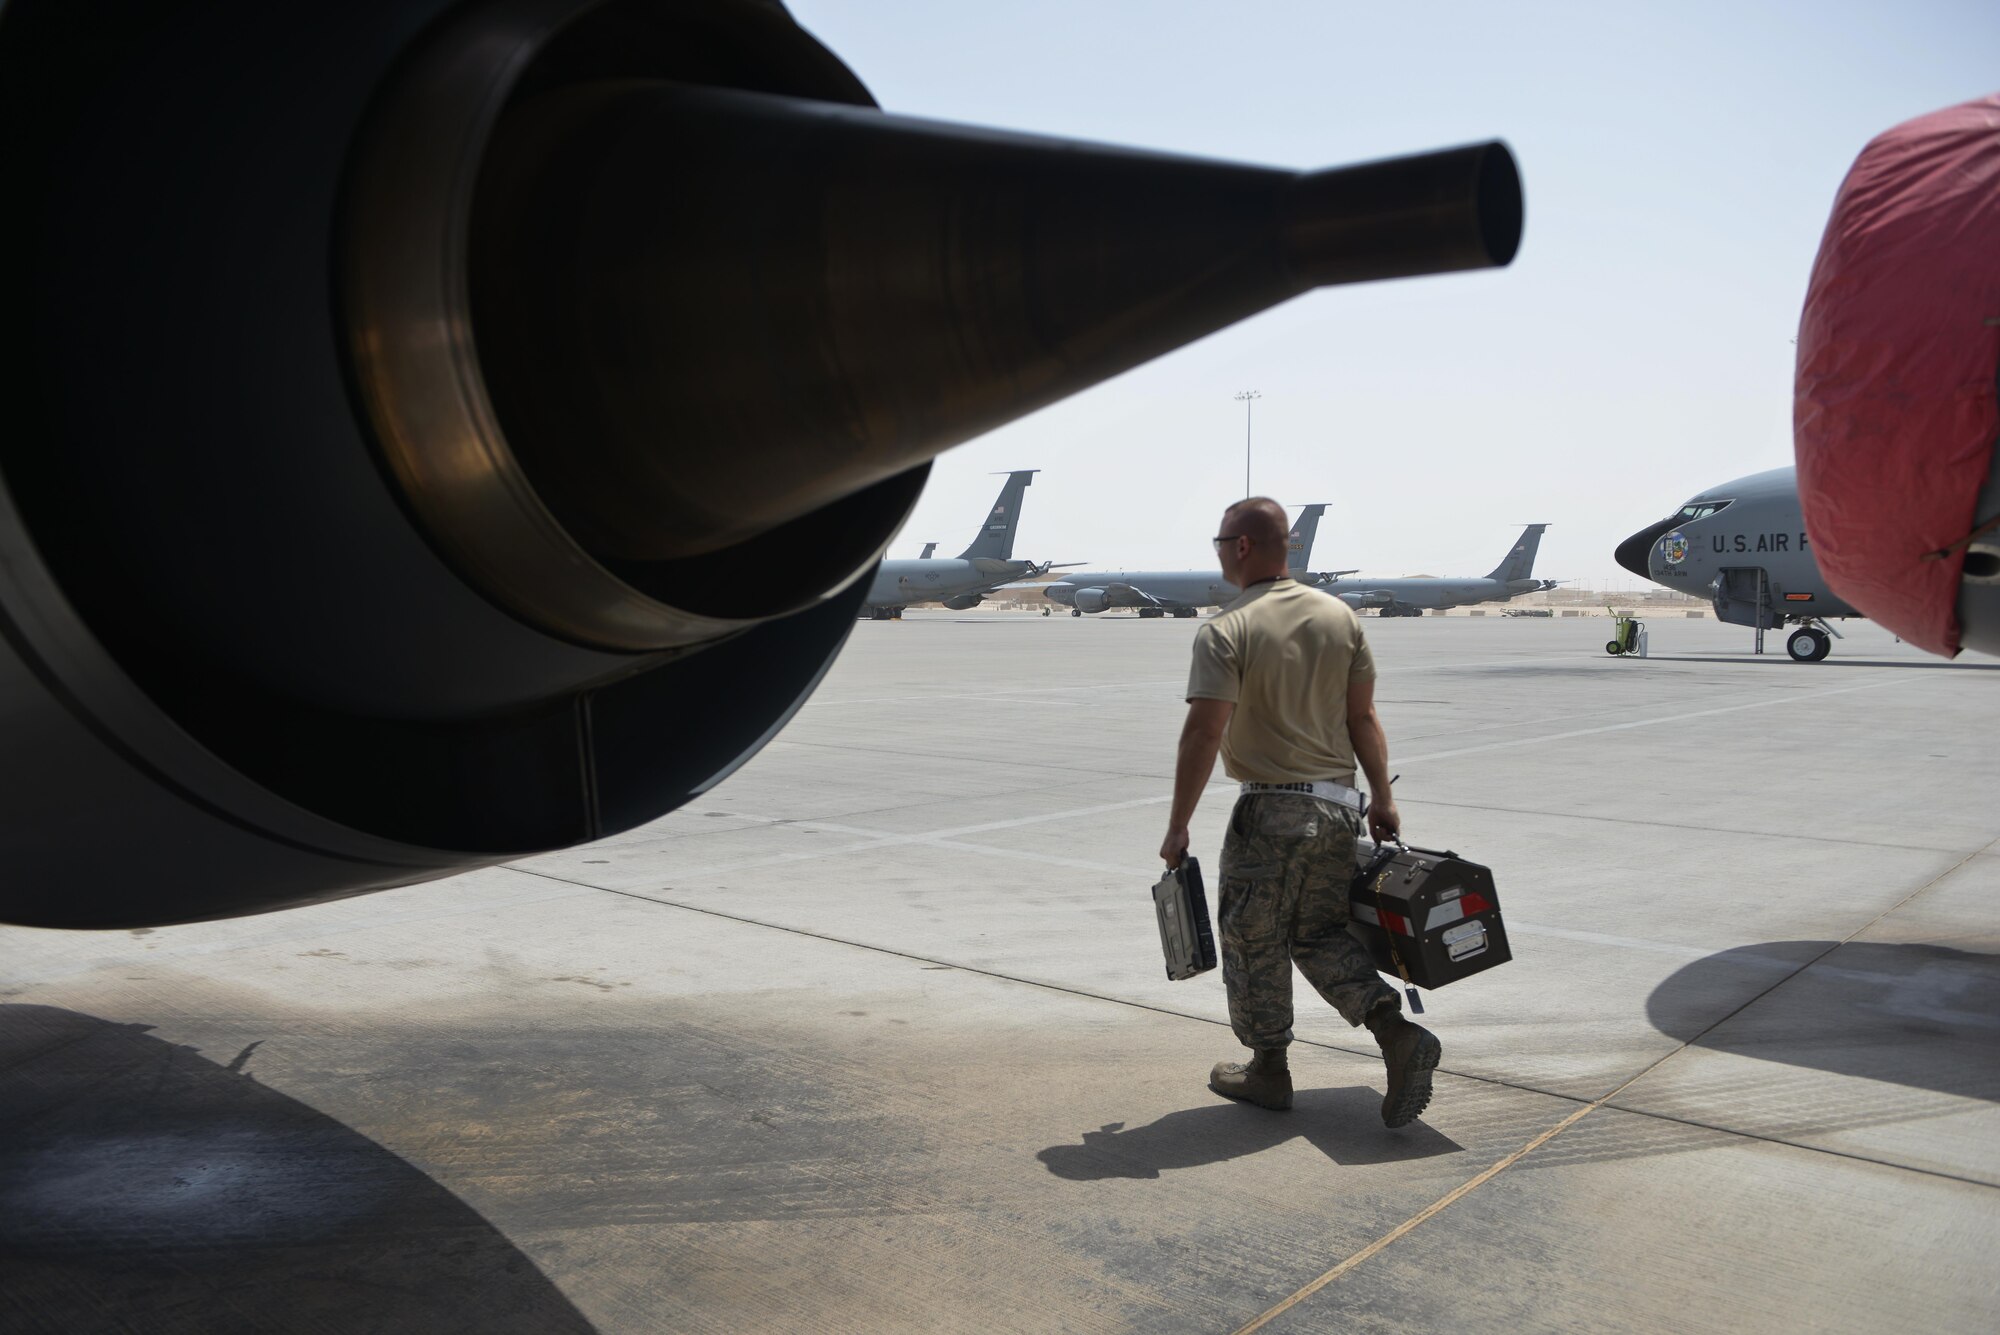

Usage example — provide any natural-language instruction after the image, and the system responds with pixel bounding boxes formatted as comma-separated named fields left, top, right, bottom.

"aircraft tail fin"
left=1485, top=524, right=1550, bottom=582
left=918, top=541, right=937, bottom=559
left=958, top=470, right=1038, bottom=560
left=1286, top=503, right=1327, bottom=573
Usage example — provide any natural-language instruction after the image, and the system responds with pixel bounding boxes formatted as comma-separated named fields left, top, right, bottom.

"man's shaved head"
left=1225, top=497, right=1290, bottom=555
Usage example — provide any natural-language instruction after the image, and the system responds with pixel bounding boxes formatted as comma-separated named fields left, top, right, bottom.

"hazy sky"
left=784, top=0, right=1997, bottom=587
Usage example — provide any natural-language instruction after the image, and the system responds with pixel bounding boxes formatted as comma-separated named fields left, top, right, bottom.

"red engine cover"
left=1794, top=95, right=2000, bottom=657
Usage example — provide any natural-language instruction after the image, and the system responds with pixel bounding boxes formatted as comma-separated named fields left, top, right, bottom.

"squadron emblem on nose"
left=1661, top=531, right=1689, bottom=565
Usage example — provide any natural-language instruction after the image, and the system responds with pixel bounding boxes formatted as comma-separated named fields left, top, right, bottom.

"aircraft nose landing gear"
left=1786, top=626, right=1833, bottom=662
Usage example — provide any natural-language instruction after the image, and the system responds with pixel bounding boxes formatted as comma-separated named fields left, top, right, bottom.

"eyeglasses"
left=1211, top=534, right=1244, bottom=551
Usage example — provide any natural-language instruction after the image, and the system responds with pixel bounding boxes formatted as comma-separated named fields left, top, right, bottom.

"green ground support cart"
left=1605, top=605, right=1645, bottom=655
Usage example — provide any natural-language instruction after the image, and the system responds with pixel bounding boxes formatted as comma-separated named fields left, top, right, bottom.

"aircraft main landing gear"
left=1071, top=608, right=1082, bottom=617
left=1786, top=627, right=1832, bottom=662
left=1172, top=607, right=1198, bottom=618
left=1138, top=607, right=1166, bottom=619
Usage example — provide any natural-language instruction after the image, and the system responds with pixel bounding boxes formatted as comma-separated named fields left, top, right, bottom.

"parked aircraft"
left=1312, top=524, right=1554, bottom=616
left=862, top=471, right=1058, bottom=619
left=1615, top=466, right=1859, bottom=661
left=1042, top=505, right=1330, bottom=616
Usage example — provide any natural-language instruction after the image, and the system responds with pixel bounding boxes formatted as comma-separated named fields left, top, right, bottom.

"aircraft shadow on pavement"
left=1036, top=1087, right=1462, bottom=1181
left=1645, top=941, right=2000, bottom=1103
left=0, top=1004, right=595, bottom=1335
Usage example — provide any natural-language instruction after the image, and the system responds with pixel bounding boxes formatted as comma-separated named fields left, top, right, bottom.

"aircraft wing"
left=1102, top=582, right=1168, bottom=609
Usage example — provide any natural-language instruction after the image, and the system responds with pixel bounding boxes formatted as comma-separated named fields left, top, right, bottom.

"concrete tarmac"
left=3, top=614, right=1997, bottom=1332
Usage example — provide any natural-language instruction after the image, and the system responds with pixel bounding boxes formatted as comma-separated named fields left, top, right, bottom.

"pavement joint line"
left=1405, top=795, right=1954, bottom=853
left=1228, top=827, right=2000, bottom=1333
left=1394, top=701, right=1684, bottom=745
left=1394, top=673, right=1915, bottom=766
left=1586, top=1099, right=2000, bottom=1190
left=808, top=679, right=1189, bottom=707
left=1230, top=1098, right=1603, bottom=1334
left=651, top=674, right=1924, bottom=884
left=563, top=810, right=1981, bottom=966
left=505, top=865, right=1994, bottom=1192
left=801, top=656, right=1589, bottom=711
left=772, top=736, right=1155, bottom=784
left=565, top=788, right=1231, bottom=883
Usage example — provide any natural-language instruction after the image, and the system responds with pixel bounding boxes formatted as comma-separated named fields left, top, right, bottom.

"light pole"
left=1234, top=390, right=1260, bottom=496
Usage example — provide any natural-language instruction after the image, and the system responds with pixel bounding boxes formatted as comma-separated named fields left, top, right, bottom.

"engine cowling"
left=1073, top=588, right=1113, bottom=614
left=1794, top=94, right=2000, bottom=658
left=0, top=0, right=1522, bottom=926
left=1340, top=591, right=1395, bottom=609
left=940, top=593, right=984, bottom=611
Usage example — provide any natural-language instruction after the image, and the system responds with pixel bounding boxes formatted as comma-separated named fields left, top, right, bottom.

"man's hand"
left=1160, top=823, right=1191, bottom=868
left=1367, top=797, right=1401, bottom=847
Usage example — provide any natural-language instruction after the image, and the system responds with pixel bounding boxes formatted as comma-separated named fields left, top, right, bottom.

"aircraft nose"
left=1615, top=516, right=1678, bottom=579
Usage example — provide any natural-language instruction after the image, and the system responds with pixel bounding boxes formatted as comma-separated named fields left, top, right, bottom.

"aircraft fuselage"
left=1042, top=570, right=1234, bottom=614
left=1314, top=575, right=1545, bottom=614
left=865, top=558, right=1039, bottom=611
left=1616, top=467, right=1859, bottom=623
left=1615, top=466, right=1862, bottom=660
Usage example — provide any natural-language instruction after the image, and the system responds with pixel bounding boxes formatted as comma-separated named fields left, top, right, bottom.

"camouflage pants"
left=1218, top=793, right=1397, bottom=1048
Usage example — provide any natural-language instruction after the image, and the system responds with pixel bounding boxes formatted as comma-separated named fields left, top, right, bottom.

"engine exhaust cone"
left=467, top=82, right=1522, bottom=570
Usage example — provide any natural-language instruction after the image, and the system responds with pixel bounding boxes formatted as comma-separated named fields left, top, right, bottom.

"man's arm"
left=1160, top=698, right=1232, bottom=866
left=1347, top=676, right=1399, bottom=843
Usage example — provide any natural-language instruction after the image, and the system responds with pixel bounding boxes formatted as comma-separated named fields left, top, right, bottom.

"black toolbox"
left=1347, top=842, right=1511, bottom=991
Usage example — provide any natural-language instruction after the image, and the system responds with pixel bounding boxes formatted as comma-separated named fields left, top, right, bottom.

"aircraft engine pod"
left=1794, top=94, right=2000, bottom=659
left=0, top=0, right=1523, bottom=927
left=1071, top=589, right=1114, bottom=615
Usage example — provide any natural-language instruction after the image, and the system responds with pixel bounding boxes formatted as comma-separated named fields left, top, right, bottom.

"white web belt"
left=1238, top=780, right=1363, bottom=811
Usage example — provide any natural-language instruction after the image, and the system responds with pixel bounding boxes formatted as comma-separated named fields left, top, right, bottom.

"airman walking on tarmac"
left=1160, top=497, right=1441, bottom=1128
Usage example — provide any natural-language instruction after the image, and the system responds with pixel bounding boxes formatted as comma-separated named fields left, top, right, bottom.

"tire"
left=1071, top=609, right=1081, bottom=617
left=1606, top=640, right=1623, bottom=655
left=1788, top=628, right=1831, bottom=662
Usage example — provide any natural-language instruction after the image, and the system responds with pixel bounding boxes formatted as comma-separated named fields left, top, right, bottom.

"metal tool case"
left=1152, top=857, right=1218, bottom=981
left=1347, top=843, right=1511, bottom=991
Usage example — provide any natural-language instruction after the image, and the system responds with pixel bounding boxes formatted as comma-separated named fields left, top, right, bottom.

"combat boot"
left=1208, top=1047, right=1292, bottom=1110
left=1366, top=1004, right=1441, bottom=1128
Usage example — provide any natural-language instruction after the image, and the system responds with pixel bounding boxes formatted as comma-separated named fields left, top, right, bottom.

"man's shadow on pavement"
left=1037, top=1087, right=1461, bottom=1181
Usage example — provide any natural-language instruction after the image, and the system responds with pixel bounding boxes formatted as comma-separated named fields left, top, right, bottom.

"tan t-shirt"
left=1185, top=577, right=1377, bottom=784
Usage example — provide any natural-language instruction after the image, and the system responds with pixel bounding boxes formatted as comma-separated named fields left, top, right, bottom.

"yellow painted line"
left=1231, top=1099, right=1599, bottom=1335
left=1231, top=831, right=1998, bottom=1335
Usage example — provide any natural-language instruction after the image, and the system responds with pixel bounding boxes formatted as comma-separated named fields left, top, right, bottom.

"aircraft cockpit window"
left=1675, top=500, right=1734, bottom=521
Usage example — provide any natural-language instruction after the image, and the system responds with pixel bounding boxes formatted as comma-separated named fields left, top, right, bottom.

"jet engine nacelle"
left=1793, top=95, right=2000, bottom=659
left=1072, top=588, right=1113, bottom=615
left=1340, top=591, right=1395, bottom=609
left=0, top=0, right=1521, bottom=926
left=940, top=593, right=984, bottom=611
